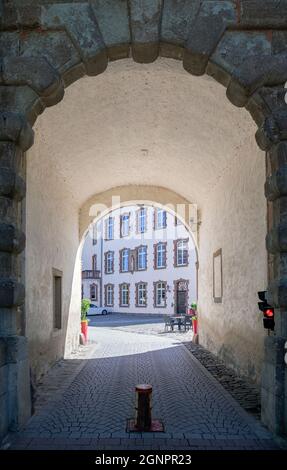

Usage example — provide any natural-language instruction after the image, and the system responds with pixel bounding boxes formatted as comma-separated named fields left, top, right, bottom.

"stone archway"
left=75, top=189, right=199, bottom=339
left=0, top=1, right=287, bottom=439
left=63, top=185, right=200, bottom=372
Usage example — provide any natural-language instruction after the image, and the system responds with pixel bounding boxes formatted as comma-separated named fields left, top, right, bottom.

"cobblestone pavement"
left=8, top=327, right=279, bottom=450
left=30, top=341, right=98, bottom=414
left=90, top=314, right=261, bottom=418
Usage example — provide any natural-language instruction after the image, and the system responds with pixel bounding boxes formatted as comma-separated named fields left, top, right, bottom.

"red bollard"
left=127, top=384, right=164, bottom=433
left=135, top=384, right=152, bottom=431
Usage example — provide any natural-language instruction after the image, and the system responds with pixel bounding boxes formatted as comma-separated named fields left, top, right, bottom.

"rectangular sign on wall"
left=213, top=249, right=223, bottom=303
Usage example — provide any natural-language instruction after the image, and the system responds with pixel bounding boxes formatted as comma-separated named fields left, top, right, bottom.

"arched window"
left=105, top=284, right=114, bottom=307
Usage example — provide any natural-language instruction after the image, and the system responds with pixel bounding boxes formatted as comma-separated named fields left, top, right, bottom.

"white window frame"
left=138, top=283, right=147, bottom=306
left=106, top=285, right=113, bottom=307
left=121, top=284, right=129, bottom=306
left=138, top=208, right=147, bottom=233
left=106, top=216, right=114, bottom=240
left=156, top=208, right=167, bottom=229
left=156, top=282, right=166, bottom=307
left=92, top=254, right=97, bottom=271
left=90, top=283, right=96, bottom=300
left=121, top=214, right=130, bottom=237
left=177, top=240, right=188, bottom=266
left=138, top=246, right=147, bottom=270
left=106, top=251, right=114, bottom=273
left=92, top=224, right=97, bottom=245
left=121, top=249, right=129, bottom=272
left=156, top=243, right=166, bottom=268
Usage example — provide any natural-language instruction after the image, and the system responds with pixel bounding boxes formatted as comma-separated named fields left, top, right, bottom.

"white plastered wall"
left=25, top=127, right=81, bottom=381
left=198, top=133, right=267, bottom=384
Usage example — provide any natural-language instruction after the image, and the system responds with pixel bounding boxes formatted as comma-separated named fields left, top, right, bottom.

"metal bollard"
left=135, top=384, right=152, bottom=431
left=127, top=383, right=164, bottom=433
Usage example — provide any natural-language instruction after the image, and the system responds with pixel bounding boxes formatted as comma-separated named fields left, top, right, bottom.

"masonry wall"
left=25, top=128, right=81, bottom=383
left=198, top=133, right=267, bottom=385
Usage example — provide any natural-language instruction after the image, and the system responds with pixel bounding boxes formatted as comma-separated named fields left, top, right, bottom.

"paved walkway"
left=8, top=327, right=278, bottom=450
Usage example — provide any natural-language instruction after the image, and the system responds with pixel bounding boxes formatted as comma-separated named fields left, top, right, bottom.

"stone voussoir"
left=0, top=336, right=28, bottom=364
left=183, top=1, right=236, bottom=76
left=240, top=0, right=287, bottom=28
left=1, top=57, right=64, bottom=107
left=267, top=277, right=287, bottom=308
left=42, top=3, right=108, bottom=77
left=0, top=168, right=25, bottom=201
left=266, top=222, right=287, bottom=253
left=265, top=166, right=287, bottom=201
left=268, top=141, right=287, bottom=170
left=227, top=53, right=287, bottom=108
left=0, top=112, right=34, bottom=152
left=264, top=336, right=286, bottom=367
left=0, top=223, right=25, bottom=254
left=0, top=278, right=25, bottom=308
left=256, top=113, right=287, bottom=151
left=0, top=4, right=42, bottom=30
left=129, top=0, right=163, bottom=63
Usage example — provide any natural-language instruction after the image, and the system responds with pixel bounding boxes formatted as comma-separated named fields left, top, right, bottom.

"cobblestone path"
left=8, top=328, right=278, bottom=450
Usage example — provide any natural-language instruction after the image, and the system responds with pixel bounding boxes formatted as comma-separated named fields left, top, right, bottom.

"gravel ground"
left=182, top=342, right=261, bottom=419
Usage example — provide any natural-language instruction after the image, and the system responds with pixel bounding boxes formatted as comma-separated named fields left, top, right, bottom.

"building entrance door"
left=176, top=280, right=188, bottom=314
left=176, top=280, right=188, bottom=315
left=177, top=291, right=187, bottom=314
left=176, top=279, right=188, bottom=315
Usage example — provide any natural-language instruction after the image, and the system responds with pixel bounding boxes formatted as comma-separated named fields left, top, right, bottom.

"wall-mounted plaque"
left=213, top=249, right=223, bottom=303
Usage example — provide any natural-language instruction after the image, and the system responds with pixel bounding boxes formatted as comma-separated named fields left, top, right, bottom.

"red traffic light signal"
left=258, top=291, right=275, bottom=331
left=264, top=308, right=274, bottom=318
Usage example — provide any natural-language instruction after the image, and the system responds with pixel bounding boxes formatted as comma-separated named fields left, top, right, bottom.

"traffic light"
left=258, top=291, right=275, bottom=331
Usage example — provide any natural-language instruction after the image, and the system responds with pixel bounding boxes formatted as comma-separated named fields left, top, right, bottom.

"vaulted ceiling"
left=31, top=57, right=260, bottom=208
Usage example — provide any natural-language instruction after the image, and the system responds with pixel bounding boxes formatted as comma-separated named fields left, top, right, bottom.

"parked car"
left=87, top=304, right=113, bottom=316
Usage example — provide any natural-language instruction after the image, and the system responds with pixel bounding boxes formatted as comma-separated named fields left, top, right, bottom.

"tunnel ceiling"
left=32, top=58, right=259, bottom=208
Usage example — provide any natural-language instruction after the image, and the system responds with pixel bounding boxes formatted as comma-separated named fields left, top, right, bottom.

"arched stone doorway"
left=79, top=197, right=198, bottom=319
left=0, top=1, right=287, bottom=440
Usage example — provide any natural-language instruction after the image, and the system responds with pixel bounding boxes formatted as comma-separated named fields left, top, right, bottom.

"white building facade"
left=82, top=205, right=197, bottom=314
